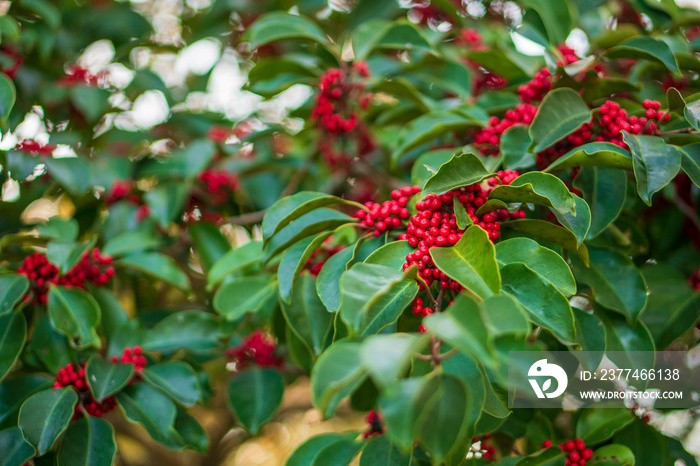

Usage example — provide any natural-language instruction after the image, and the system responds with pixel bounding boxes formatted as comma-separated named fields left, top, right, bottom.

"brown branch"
left=659, top=127, right=700, bottom=135
left=218, top=209, right=267, bottom=226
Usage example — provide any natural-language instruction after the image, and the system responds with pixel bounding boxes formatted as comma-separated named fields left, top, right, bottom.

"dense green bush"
left=0, top=0, right=699, bottom=464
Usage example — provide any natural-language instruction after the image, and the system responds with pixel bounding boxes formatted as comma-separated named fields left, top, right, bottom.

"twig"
left=415, top=275, right=438, bottom=307
left=217, top=209, right=266, bottom=226
left=659, top=127, right=700, bottom=135
left=674, top=192, right=700, bottom=233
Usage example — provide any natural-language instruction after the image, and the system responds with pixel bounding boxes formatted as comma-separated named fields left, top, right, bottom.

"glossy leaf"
left=142, top=362, right=201, bottom=407
left=339, top=263, right=418, bottom=335
left=0, top=427, right=35, bottom=466
left=360, top=333, right=422, bottom=389
left=587, top=444, right=635, bottom=466
left=243, top=12, right=328, bottom=48
left=598, top=311, right=655, bottom=373
left=143, top=311, right=221, bottom=353
left=57, top=417, right=117, bottom=466
left=573, top=166, right=627, bottom=238
left=496, top=237, right=576, bottom=297
left=572, top=309, right=606, bottom=371
left=364, top=240, right=414, bottom=271
left=119, top=252, right=191, bottom=291
left=570, top=247, right=647, bottom=323
left=607, top=36, right=680, bottom=74
left=117, top=384, right=181, bottom=448
left=502, top=219, right=590, bottom=265
left=213, top=276, right=278, bottom=321
left=227, top=368, right=284, bottom=434
left=359, top=435, right=411, bottom=466
left=429, top=225, right=501, bottom=299
left=679, top=143, right=700, bottom=187
left=528, top=88, right=591, bottom=153
left=286, top=433, right=357, bottom=466
left=270, top=193, right=364, bottom=238
left=501, top=125, right=535, bottom=170
left=281, top=273, right=332, bottom=356
left=0, top=73, right=15, bottom=126
left=0, top=312, right=26, bottom=383
left=489, top=172, right=577, bottom=216
left=47, top=286, right=101, bottom=349
left=544, top=142, right=633, bottom=172
left=206, top=241, right=263, bottom=290
left=411, top=148, right=458, bottom=187
left=552, top=194, right=591, bottom=245
left=18, top=388, right=78, bottom=455
left=316, top=246, right=355, bottom=313
left=623, top=132, right=681, bottom=205
left=501, top=263, right=576, bottom=344
left=85, top=356, right=134, bottom=402
left=0, top=275, right=29, bottom=315
left=422, top=152, right=492, bottom=195
left=576, top=407, right=634, bottom=445
left=278, top=232, right=334, bottom=304
left=310, top=341, right=367, bottom=418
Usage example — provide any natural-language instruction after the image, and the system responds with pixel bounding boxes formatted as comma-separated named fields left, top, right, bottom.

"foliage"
left=0, top=0, right=699, bottom=465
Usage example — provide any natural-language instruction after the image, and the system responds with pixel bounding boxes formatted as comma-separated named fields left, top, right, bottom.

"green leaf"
left=515, top=447, right=566, bottom=465
left=18, top=388, right=78, bottom=455
left=28, top=313, right=71, bottom=374
left=598, top=311, right=655, bottom=373
left=360, top=334, right=422, bottom=389
left=119, top=252, right=190, bottom=291
left=501, top=125, right=535, bottom=170
left=415, top=374, right=478, bottom=462
left=339, top=263, right=418, bottom=335
left=480, top=294, right=532, bottom=338
left=263, top=209, right=353, bottom=263
left=85, top=356, right=134, bottom=402
left=585, top=445, right=635, bottom=465
left=142, top=362, right=202, bottom=407
left=101, top=230, right=160, bottom=258
left=0, top=275, right=29, bottom=315
left=422, top=152, right=492, bottom=195
left=316, top=246, right=355, bottom=313
left=429, top=225, right=501, bottom=299
left=286, top=433, right=357, bottom=466
left=364, top=241, right=414, bottom=271
left=281, top=273, right=333, bottom=356
left=47, top=286, right=101, bottom=350
left=143, top=311, right=221, bottom=353
left=622, top=132, right=681, bottom=205
left=607, top=36, right=680, bottom=74
left=552, top=194, right=591, bottom=245
left=359, top=435, right=411, bottom=466
left=679, top=143, right=700, bottom=187
left=70, top=86, right=111, bottom=124
left=572, top=309, right=606, bottom=371
left=685, top=98, right=700, bottom=131
left=44, top=158, right=91, bottom=195
left=248, top=59, right=318, bottom=96
left=466, top=50, right=530, bottom=82
left=269, top=192, right=364, bottom=239
left=496, top=238, right=576, bottom=296
left=57, top=417, right=117, bottom=466
left=90, top=287, right=128, bottom=343
left=0, top=312, right=25, bottom=383
left=243, top=12, right=329, bottom=48
left=227, top=368, right=284, bottom=434
left=206, top=241, right=263, bottom=290
left=353, top=20, right=433, bottom=60
left=263, top=192, right=329, bottom=242
left=310, top=436, right=363, bottom=466
left=139, top=140, right=217, bottom=179
left=489, top=172, right=577, bottom=216
left=174, top=408, right=208, bottom=453
left=117, top=384, right=181, bottom=448
left=424, top=294, right=495, bottom=366
left=411, top=148, right=458, bottom=187
left=614, top=421, right=667, bottom=466
left=378, top=378, right=426, bottom=450
left=392, top=113, right=481, bottom=166
left=528, top=88, right=591, bottom=153
left=521, top=0, right=573, bottom=45
left=36, top=218, right=78, bottom=241
left=46, top=239, right=95, bottom=274
left=501, top=219, right=590, bottom=265
left=576, top=407, right=634, bottom=445
left=501, top=263, right=576, bottom=344
left=279, top=232, right=334, bottom=304
left=0, top=427, right=35, bottom=466
left=573, top=167, right=627, bottom=238
left=0, top=73, right=16, bottom=127
left=310, top=341, right=367, bottom=418
left=213, top=276, right=278, bottom=321
left=570, top=247, right=647, bottom=323
left=452, top=198, right=473, bottom=229
left=0, top=375, right=53, bottom=425
left=144, top=182, right=188, bottom=228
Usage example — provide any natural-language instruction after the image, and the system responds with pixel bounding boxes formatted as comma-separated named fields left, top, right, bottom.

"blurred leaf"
left=281, top=274, right=332, bottom=355
left=144, top=182, right=189, bottom=228
left=214, top=276, right=278, bottom=321
left=0, top=427, right=35, bottom=466
left=0, top=73, right=15, bottom=127
left=360, top=333, right=421, bottom=389
left=143, top=311, right=221, bottom=354
left=286, top=433, right=357, bottom=466
left=359, top=435, right=411, bottom=466
left=117, top=384, right=181, bottom=448
left=310, top=341, right=367, bottom=418
left=608, top=37, right=680, bottom=74
left=57, top=417, right=116, bottom=466
left=47, top=286, right=101, bottom=350
left=119, top=252, right=190, bottom=291
left=142, top=362, right=202, bottom=407
left=0, top=312, right=26, bottom=383
left=279, top=232, right=333, bottom=304
left=86, top=356, right=134, bottom=402
left=18, top=388, right=77, bottom=455
left=576, top=407, right=634, bottom=445
left=207, top=241, right=262, bottom=290
left=679, top=143, right=700, bottom=186
left=243, top=12, right=329, bottom=48
left=0, top=275, right=28, bottom=315
left=227, top=368, right=283, bottom=434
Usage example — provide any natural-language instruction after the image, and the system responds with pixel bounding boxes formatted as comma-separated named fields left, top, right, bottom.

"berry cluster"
left=304, top=239, right=345, bottom=277
left=542, top=439, right=593, bottom=466
left=518, top=45, right=579, bottom=104
left=54, top=363, right=117, bottom=418
left=104, top=180, right=139, bottom=206
left=400, top=172, right=524, bottom=290
left=198, top=169, right=240, bottom=205
left=363, top=410, right=385, bottom=439
left=474, top=104, right=538, bottom=155
left=470, top=434, right=496, bottom=460
left=311, top=63, right=371, bottom=134
left=110, top=346, right=147, bottom=373
left=226, top=330, right=283, bottom=369
left=355, top=186, right=421, bottom=236
left=0, top=45, right=23, bottom=79
left=18, top=249, right=114, bottom=305
left=15, top=139, right=55, bottom=156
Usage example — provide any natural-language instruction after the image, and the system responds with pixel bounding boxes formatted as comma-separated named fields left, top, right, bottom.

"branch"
left=674, top=192, right=700, bottom=233
left=218, top=209, right=267, bottom=226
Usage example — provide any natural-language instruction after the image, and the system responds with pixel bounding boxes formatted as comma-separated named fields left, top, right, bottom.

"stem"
left=659, top=127, right=700, bottom=135
left=434, top=288, right=444, bottom=314
left=607, top=223, right=631, bottom=248
left=415, top=275, right=438, bottom=307
left=674, top=192, right=700, bottom=233
left=218, top=209, right=266, bottom=226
